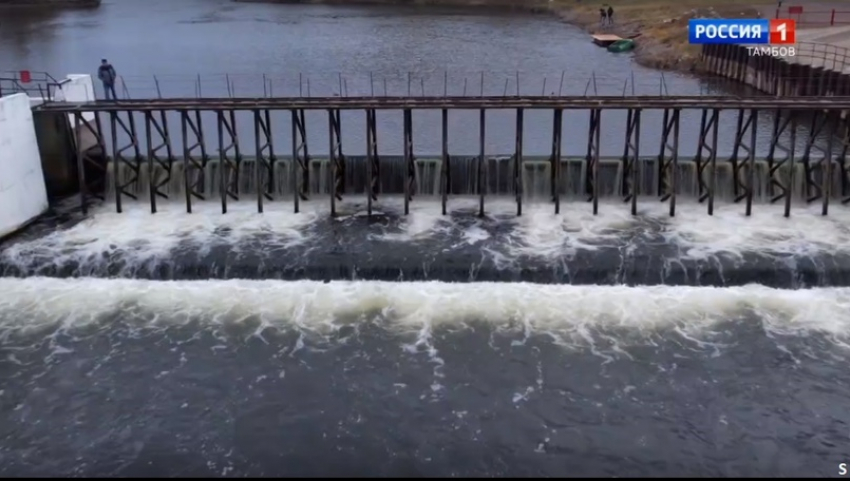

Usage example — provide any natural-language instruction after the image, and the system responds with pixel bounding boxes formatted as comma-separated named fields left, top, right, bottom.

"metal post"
left=515, top=108, right=523, bottom=216
left=217, top=109, right=241, bottom=213
left=657, top=109, right=681, bottom=217
left=694, top=108, right=720, bottom=215
left=728, top=109, right=758, bottom=214
left=71, top=111, right=108, bottom=215
left=74, top=112, right=88, bottom=214
left=621, top=108, right=641, bottom=215
left=823, top=120, right=838, bottom=216
left=329, top=110, right=337, bottom=217
left=180, top=109, right=209, bottom=213
left=585, top=109, right=601, bottom=215
left=765, top=111, right=795, bottom=217
left=291, top=109, right=309, bottom=213
left=441, top=108, right=449, bottom=215
left=801, top=112, right=830, bottom=204
left=366, top=109, right=380, bottom=217
left=403, top=109, right=414, bottom=215
left=110, top=110, right=142, bottom=213
left=328, top=109, right=345, bottom=216
left=478, top=108, right=486, bottom=217
left=254, top=109, right=275, bottom=213
left=551, top=109, right=563, bottom=214
left=143, top=110, right=175, bottom=213
left=145, top=111, right=157, bottom=213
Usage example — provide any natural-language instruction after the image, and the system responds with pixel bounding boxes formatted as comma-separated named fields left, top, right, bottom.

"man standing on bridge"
left=98, top=59, right=118, bottom=101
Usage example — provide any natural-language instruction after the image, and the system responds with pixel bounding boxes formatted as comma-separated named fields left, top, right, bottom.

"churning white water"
left=1, top=277, right=849, bottom=349
left=3, top=197, right=850, bottom=271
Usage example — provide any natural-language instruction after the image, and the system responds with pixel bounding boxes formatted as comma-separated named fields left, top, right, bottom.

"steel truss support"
left=109, top=110, right=142, bottom=213
left=478, top=109, right=486, bottom=217
left=181, top=110, right=210, bottom=213
left=694, top=108, right=720, bottom=215
left=764, top=111, right=796, bottom=217
left=585, top=109, right=601, bottom=215
left=328, top=109, right=345, bottom=216
left=800, top=111, right=838, bottom=215
left=656, top=108, right=680, bottom=217
left=144, top=110, right=175, bottom=213
left=441, top=109, right=451, bottom=215
left=840, top=119, right=850, bottom=204
left=292, top=109, right=310, bottom=213
left=74, top=111, right=107, bottom=215
left=620, top=108, right=641, bottom=215
left=217, top=110, right=241, bottom=214
left=365, top=109, right=380, bottom=216
left=550, top=109, right=563, bottom=214
left=728, top=109, right=758, bottom=216
left=254, top=109, right=276, bottom=213
left=403, top=108, right=415, bottom=215
left=514, top=108, right=524, bottom=216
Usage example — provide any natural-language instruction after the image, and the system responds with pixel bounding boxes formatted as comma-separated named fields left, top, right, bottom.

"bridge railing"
left=775, top=7, right=850, bottom=26
left=78, top=71, right=762, bottom=101
left=791, top=41, right=850, bottom=73
left=0, top=70, right=63, bottom=99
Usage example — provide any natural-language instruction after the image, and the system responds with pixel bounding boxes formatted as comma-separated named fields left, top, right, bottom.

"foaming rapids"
left=5, top=197, right=850, bottom=286
left=2, top=277, right=850, bottom=344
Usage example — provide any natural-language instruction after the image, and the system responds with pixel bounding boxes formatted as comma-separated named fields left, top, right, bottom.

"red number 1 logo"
left=770, top=19, right=796, bottom=44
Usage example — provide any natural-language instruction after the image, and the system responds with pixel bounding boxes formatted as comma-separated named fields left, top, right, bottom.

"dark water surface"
left=0, top=277, right=850, bottom=477
left=0, top=0, right=812, bottom=156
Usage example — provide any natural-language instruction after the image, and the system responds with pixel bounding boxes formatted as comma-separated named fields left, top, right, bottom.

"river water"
left=2, top=1, right=850, bottom=477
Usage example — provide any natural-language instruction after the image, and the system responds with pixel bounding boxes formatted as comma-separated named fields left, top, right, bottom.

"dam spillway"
left=32, top=94, right=850, bottom=219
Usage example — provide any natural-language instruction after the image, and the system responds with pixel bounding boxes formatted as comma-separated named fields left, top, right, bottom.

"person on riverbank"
left=97, top=59, right=117, bottom=101
left=599, top=7, right=607, bottom=26
left=607, top=5, right=614, bottom=25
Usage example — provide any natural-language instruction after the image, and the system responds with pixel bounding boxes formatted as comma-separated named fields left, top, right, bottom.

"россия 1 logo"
left=688, top=19, right=796, bottom=57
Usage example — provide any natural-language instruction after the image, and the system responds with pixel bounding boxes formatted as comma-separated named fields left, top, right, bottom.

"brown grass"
left=550, top=0, right=778, bottom=71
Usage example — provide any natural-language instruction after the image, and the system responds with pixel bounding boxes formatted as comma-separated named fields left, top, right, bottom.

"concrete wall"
left=0, top=93, right=49, bottom=239
left=32, top=74, right=100, bottom=199
left=700, top=44, right=850, bottom=100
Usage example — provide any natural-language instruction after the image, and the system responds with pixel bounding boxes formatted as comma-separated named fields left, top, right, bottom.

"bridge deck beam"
left=34, top=96, right=850, bottom=111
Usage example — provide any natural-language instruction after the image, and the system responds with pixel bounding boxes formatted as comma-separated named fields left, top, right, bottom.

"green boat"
left=607, top=39, right=636, bottom=53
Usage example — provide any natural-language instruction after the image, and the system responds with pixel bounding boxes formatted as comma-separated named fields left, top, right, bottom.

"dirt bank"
left=551, top=0, right=775, bottom=72
left=0, top=0, right=99, bottom=6
left=233, top=0, right=550, bottom=12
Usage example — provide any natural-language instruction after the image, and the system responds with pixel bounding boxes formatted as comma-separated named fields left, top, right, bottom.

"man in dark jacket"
left=607, top=5, right=614, bottom=25
left=98, top=59, right=118, bottom=100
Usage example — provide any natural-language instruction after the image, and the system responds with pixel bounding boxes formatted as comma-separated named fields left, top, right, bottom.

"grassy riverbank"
left=551, top=0, right=776, bottom=72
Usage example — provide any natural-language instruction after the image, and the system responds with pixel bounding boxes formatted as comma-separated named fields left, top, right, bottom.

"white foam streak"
left=662, top=201, right=850, bottom=259
left=1, top=202, right=322, bottom=268
left=1, top=278, right=849, bottom=339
